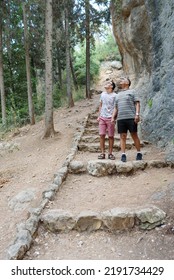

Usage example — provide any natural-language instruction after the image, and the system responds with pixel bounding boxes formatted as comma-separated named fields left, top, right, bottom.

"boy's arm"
left=135, top=101, right=140, bottom=115
left=111, top=107, right=117, bottom=122
left=97, top=101, right=102, bottom=122
left=134, top=101, right=140, bottom=123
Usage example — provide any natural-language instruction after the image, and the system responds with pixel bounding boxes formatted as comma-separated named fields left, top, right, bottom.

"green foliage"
left=0, top=0, right=121, bottom=132
left=148, top=99, right=153, bottom=108
left=33, top=94, right=44, bottom=117
left=33, top=84, right=67, bottom=117
left=73, top=29, right=121, bottom=86
left=74, top=43, right=100, bottom=85
left=94, top=30, right=121, bottom=61
left=0, top=102, right=30, bottom=130
left=53, top=84, right=67, bottom=108
left=1, top=0, right=35, bottom=127
left=73, top=86, right=85, bottom=102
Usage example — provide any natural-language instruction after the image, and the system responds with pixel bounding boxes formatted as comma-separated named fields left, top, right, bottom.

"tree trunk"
left=85, top=0, right=91, bottom=99
left=23, top=3, right=35, bottom=125
left=70, top=53, right=78, bottom=91
left=43, top=0, right=56, bottom=138
left=5, top=1, right=14, bottom=96
left=30, top=57, right=37, bottom=94
left=64, top=3, right=74, bottom=107
left=57, top=46, right=62, bottom=89
left=0, top=10, right=6, bottom=126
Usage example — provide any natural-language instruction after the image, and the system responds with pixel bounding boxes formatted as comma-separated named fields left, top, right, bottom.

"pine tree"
left=0, top=0, right=6, bottom=126
left=43, top=0, right=56, bottom=138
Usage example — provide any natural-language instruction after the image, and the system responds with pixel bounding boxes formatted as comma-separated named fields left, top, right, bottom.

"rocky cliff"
left=111, top=0, right=174, bottom=161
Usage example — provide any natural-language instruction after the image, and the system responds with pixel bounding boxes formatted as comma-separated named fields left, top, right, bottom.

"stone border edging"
left=40, top=206, right=166, bottom=233
left=69, top=159, right=172, bottom=176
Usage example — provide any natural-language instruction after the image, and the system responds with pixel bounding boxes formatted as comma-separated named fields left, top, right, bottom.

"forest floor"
left=0, top=62, right=174, bottom=260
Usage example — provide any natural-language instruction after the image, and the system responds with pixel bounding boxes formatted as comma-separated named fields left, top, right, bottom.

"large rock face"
left=111, top=0, right=174, bottom=160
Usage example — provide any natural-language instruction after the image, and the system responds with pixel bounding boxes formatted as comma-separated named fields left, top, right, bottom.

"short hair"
left=127, top=78, right=131, bottom=86
left=111, top=80, right=116, bottom=90
left=120, top=77, right=131, bottom=87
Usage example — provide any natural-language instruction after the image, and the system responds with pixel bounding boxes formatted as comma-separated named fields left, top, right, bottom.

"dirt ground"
left=0, top=96, right=98, bottom=259
left=0, top=62, right=174, bottom=260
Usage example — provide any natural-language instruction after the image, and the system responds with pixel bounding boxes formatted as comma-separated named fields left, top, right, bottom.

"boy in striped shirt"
left=111, top=77, right=142, bottom=162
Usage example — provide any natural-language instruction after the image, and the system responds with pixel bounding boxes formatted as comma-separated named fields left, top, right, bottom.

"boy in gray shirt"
left=111, top=77, right=142, bottom=162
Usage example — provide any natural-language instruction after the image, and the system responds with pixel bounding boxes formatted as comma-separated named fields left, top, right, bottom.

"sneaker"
left=121, top=154, right=127, bottom=162
left=136, top=152, right=142, bottom=160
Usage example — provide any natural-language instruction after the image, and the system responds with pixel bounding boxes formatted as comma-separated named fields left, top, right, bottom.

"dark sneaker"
left=121, top=154, right=127, bottom=162
left=136, top=152, right=142, bottom=160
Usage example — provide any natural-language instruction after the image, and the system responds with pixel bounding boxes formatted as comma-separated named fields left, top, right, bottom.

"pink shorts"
left=99, top=117, right=115, bottom=137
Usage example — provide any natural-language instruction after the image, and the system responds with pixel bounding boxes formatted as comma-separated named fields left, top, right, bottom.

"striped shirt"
left=115, top=89, right=139, bottom=120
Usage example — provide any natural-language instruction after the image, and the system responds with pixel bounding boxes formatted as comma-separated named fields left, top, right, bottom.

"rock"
left=111, top=0, right=174, bottom=155
left=42, top=190, right=55, bottom=200
left=87, top=160, right=116, bottom=176
left=8, top=189, right=35, bottom=211
left=69, top=161, right=86, bottom=174
left=132, top=160, right=147, bottom=170
left=75, top=211, right=102, bottom=232
left=6, top=230, right=32, bottom=260
left=135, top=206, right=166, bottom=230
left=41, top=209, right=76, bottom=232
left=115, top=162, right=133, bottom=173
left=102, top=208, right=135, bottom=231
left=110, top=60, right=122, bottom=69
left=0, top=141, right=19, bottom=152
left=147, top=160, right=168, bottom=168
left=105, top=70, right=113, bottom=74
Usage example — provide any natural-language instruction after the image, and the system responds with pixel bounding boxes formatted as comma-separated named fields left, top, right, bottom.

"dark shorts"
left=117, top=119, right=137, bottom=134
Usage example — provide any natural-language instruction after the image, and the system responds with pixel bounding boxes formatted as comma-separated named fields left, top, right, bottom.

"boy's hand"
left=134, top=115, right=140, bottom=123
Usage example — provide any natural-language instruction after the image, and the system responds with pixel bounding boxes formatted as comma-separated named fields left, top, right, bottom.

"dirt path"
left=0, top=62, right=174, bottom=260
left=0, top=96, right=99, bottom=259
left=23, top=102, right=174, bottom=260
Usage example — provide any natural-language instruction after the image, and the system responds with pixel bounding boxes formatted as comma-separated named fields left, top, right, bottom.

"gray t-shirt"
left=115, top=89, right=139, bottom=120
left=100, top=91, right=117, bottom=118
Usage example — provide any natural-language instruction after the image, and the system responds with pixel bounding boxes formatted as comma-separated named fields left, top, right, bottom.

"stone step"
left=78, top=141, right=145, bottom=152
left=69, top=159, right=170, bottom=176
left=40, top=206, right=166, bottom=233
left=86, top=119, right=98, bottom=127
left=83, top=127, right=99, bottom=135
left=83, top=128, right=134, bottom=141
left=80, top=135, right=132, bottom=143
left=88, top=114, right=98, bottom=120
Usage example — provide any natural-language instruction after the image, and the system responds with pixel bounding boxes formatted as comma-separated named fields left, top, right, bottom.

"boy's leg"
left=128, top=119, right=141, bottom=151
left=107, top=118, right=115, bottom=155
left=129, top=119, right=142, bottom=160
left=117, top=119, right=127, bottom=162
left=120, top=133, right=127, bottom=153
left=117, top=120, right=127, bottom=153
left=131, top=132, right=141, bottom=151
left=100, top=135, right=105, bottom=154
left=108, top=136, right=114, bottom=155
left=99, top=117, right=106, bottom=156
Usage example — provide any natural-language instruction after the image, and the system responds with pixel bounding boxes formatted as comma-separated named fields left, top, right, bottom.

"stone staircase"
left=78, top=112, right=145, bottom=153
left=7, top=107, right=174, bottom=260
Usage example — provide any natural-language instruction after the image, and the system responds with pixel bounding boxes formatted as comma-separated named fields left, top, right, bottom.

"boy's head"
left=118, top=77, right=131, bottom=89
left=104, top=80, right=116, bottom=91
